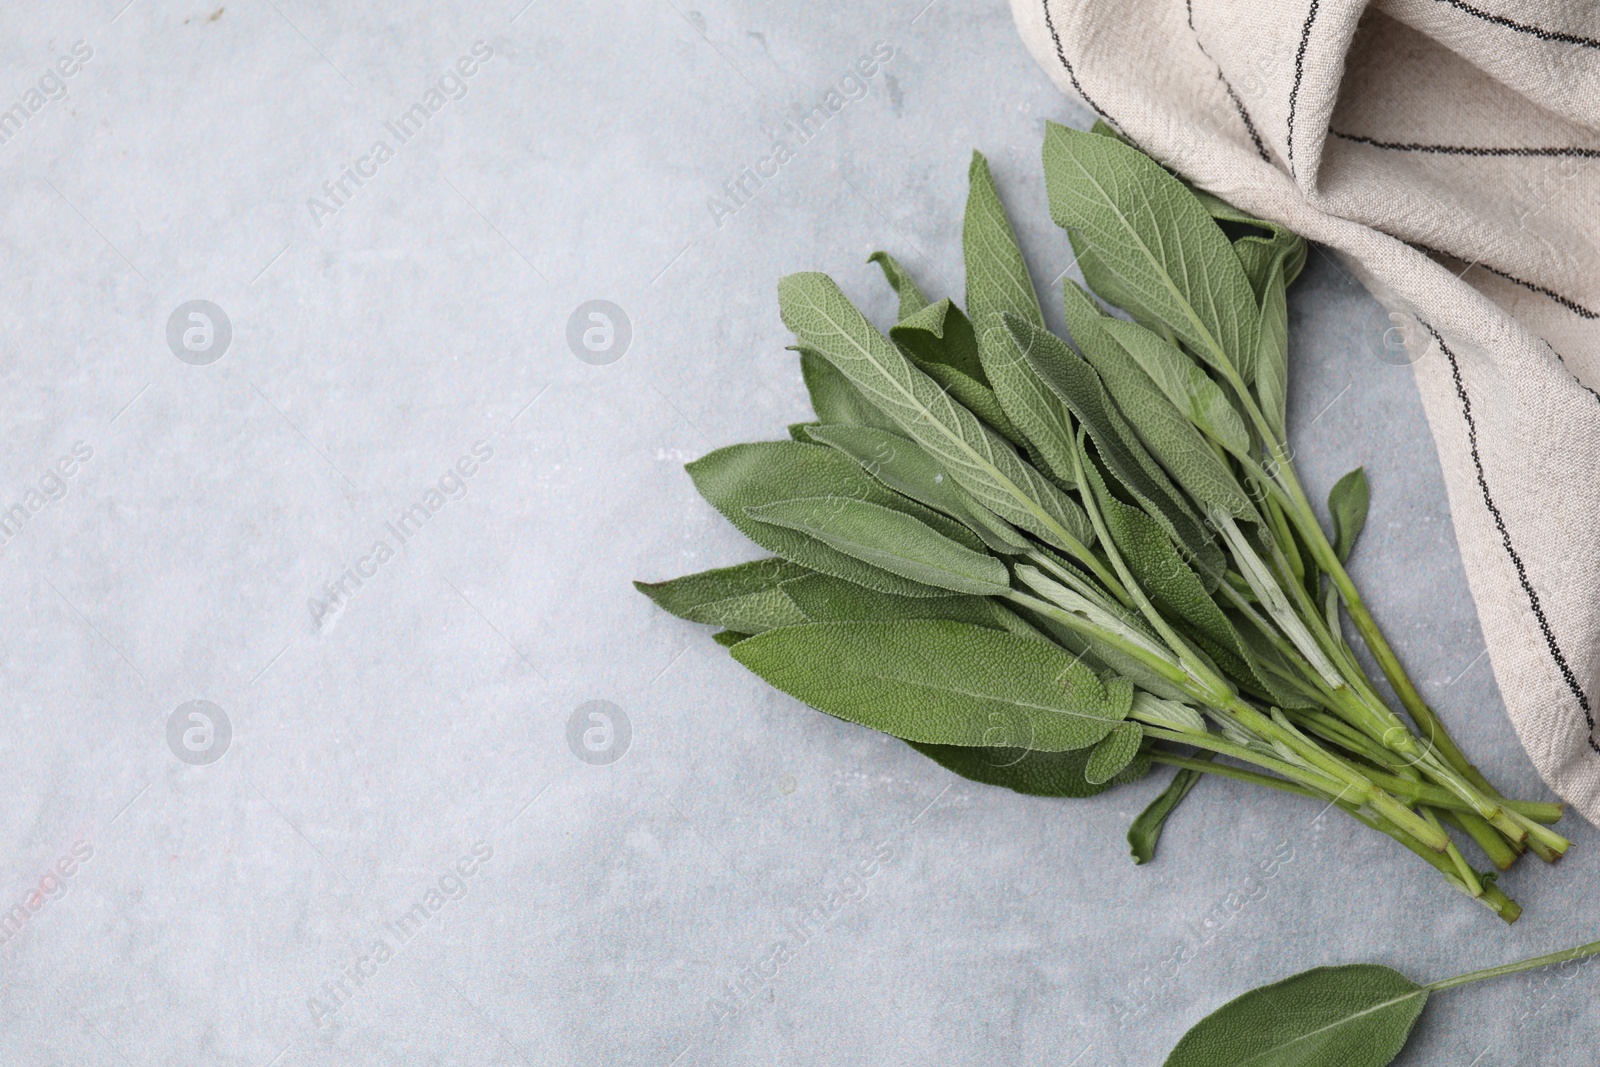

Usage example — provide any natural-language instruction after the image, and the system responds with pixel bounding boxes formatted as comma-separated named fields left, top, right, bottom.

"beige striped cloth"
left=1011, top=0, right=1600, bottom=823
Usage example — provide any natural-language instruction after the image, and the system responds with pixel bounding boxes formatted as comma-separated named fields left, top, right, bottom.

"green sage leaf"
left=712, top=630, right=752, bottom=647
left=804, top=424, right=963, bottom=515
left=798, top=347, right=898, bottom=432
left=1084, top=720, right=1144, bottom=784
left=1005, top=314, right=1222, bottom=577
left=1329, top=467, right=1370, bottom=564
left=688, top=441, right=953, bottom=598
left=731, top=619, right=1132, bottom=751
left=1193, top=187, right=1308, bottom=296
left=745, top=496, right=1009, bottom=596
left=1061, top=281, right=1253, bottom=520
left=778, top=272, right=1096, bottom=554
left=868, top=250, right=931, bottom=321
left=964, top=149, right=1045, bottom=328
left=890, top=299, right=1026, bottom=444
left=779, top=572, right=1013, bottom=631
left=962, top=152, right=1076, bottom=483
left=1128, top=762, right=1205, bottom=864
left=1163, top=964, right=1428, bottom=1067
left=1042, top=121, right=1261, bottom=384
left=908, top=739, right=1150, bottom=798
left=1254, top=258, right=1291, bottom=444
left=633, top=558, right=811, bottom=633
left=1095, top=316, right=1251, bottom=460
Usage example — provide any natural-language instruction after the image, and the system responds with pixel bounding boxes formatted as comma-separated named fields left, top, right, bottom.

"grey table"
left=1, top=2, right=1594, bottom=1064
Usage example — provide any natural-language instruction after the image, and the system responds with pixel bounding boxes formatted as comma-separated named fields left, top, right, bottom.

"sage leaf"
left=1164, top=964, right=1428, bottom=1067
left=965, top=151, right=1045, bottom=329
left=891, top=298, right=988, bottom=383
left=688, top=441, right=954, bottom=598
left=964, top=151, right=1049, bottom=449
left=712, top=630, right=751, bottom=647
left=779, top=572, right=1014, bottom=631
left=633, top=558, right=811, bottom=633
left=1005, top=314, right=1222, bottom=577
left=1193, top=187, right=1308, bottom=297
left=1085, top=720, right=1144, bottom=784
left=746, top=497, right=1010, bottom=596
left=730, top=619, right=1132, bottom=751
left=976, top=314, right=1080, bottom=488
left=891, top=300, right=1027, bottom=445
left=1132, top=692, right=1208, bottom=734
left=868, top=250, right=931, bottom=320
left=779, top=272, right=1096, bottom=554
left=1254, top=258, right=1291, bottom=443
left=1042, top=121, right=1260, bottom=383
left=1186, top=365, right=1253, bottom=458
left=799, top=347, right=899, bottom=432
left=909, top=738, right=1150, bottom=798
left=1095, top=316, right=1251, bottom=460
left=1329, top=467, right=1370, bottom=563
left=806, top=423, right=1037, bottom=558
left=804, top=424, right=965, bottom=516
left=1128, top=762, right=1205, bottom=864
left=1060, top=281, right=1253, bottom=520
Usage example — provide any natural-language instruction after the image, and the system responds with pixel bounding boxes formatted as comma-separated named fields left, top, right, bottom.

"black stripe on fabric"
left=1286, top=0, right=1322, bottom=177
left=1333, top=131, right=1600, bottom=159
left=1187, top=0, right=1271, bottom=161
left=1411, top=241, right=1600, bottom=321
left=1427, top=321, right=1600, bottom=755
left=1041, top=0, right=1117, bottom=128
left=1429, top=0, right=1600, bottom=50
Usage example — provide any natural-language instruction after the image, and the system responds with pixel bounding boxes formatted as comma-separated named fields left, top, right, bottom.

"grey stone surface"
left=0, top=1, right=1594, bottom=1065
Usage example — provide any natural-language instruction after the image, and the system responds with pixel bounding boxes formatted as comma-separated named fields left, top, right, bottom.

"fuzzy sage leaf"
left=731, top=619, right=1132, bottom=751
left=1164, top=964, right=1427, bottom=1067
left=745, top=496, right=1010, bottom=596
left=778, top=271, right=1096, bottom=555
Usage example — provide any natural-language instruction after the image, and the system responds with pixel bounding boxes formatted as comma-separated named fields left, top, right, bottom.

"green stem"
left=1426, top=937, right=1600, bottom=991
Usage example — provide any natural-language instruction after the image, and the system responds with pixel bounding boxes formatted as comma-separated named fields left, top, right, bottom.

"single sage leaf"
left=908, top=739, right=1150, bottom=798
left=890, top=299, right=1027, bottom=445
left=712, top=630, right=752, bottom=647
left=805, top=424, right=1026, bottom=556
left=745, top=496, right=1010, bottom=596
left=1128, top=763, right=1205, bottom=864
left=1061, top=281, right=1253, bottom=520
left=688, top=441, right=955, bottom=598
left=976, top=313, right=1080, bottom=488
left=964, top=150, right=1045, bottom=330
left=1084, top=720, right=1144, bottom=784
left=804, top=424, right=964, bottom=516
left=1329, top=467, right=1370, bottom=563
left=798, top=347, right=899, bottom=432
left=730, top=619, right=1133, bottom=751
left=1164, top=964, right=1428, bottom=1067
left=868, top=250, right=931, bottom=321
left=890, top=298, right=988, bottom=384
left=1042, top=121, right=1261, bottom=384
left=1193, top=186, right=1308, bottom=297
left=779, top=272, right=1096, bottom=554
left=1005, top=314, right=1222, bottom=577
left=1096, top=316, right=1251, bottom=461
left=633, top=558, right=811, bottom=633
left=1254, top=258, right=1291, bottom=443
left=779, top=572, right=1012, bottom=630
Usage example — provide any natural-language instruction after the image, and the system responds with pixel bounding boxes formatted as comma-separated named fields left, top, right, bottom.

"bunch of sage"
left=637, top=121, right=1567, bottom=920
